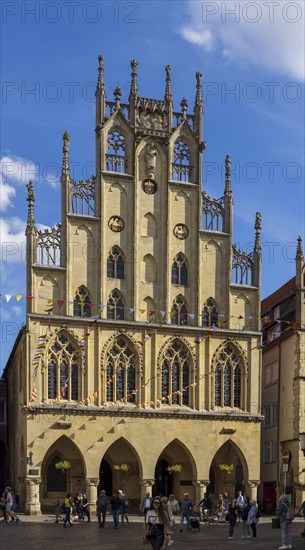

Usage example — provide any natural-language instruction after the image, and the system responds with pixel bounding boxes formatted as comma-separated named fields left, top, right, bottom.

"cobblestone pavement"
left=0, top=516, right=304, bottom=550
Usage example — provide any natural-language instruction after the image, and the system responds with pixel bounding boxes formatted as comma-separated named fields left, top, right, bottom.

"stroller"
left=189, top=505, right=201, bottom=530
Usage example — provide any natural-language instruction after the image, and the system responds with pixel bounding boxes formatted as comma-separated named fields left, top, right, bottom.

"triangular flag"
left=57, top=300, right=65, bottom=309
left=159, top=310, right=166, bottom=317
left=16, top=294, right=22, bottom=302
left=5, top=295, right=12, bottom=302
left=188, top=313, right=195, bottom=319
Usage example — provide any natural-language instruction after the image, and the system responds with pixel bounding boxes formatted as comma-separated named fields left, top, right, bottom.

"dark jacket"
left=110, top=496, right=122, bottom=511
left=278, top=499, right=291, bottom=522
left=228, top=504, right=238, bottom=520
left=96, top=495, right=108, bottom=512
left=241, top=504, right=250, bottom=521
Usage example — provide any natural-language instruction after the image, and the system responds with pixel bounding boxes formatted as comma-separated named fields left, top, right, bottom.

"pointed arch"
left=174, top=190, right=190, bottom=203
left=158, top=338, right=194, bottom=406
left=37, top=275, right=61, bottom=315
left=101, top=334, right=140, bottom=404
left=106, top=128, right=126, bottom=173
left=143, top=254, right=157, bottom=283
left=46, top=330, right=81, bottom=401
left=107, top=289, right=125, bottom=320
left=211, top=340, right=248, bottom=409
left=108, top=181, right=126, bottom=195
left=107, top=245, right=125, bottom=279
left=171, top=253, right=188, bottom=286
left=202, top=297, right=219, bottom=327
left=172, top=139, right=191, bottom=182
left=141, top=296, right=157, bottom=322
left=207, top=439, right=249, bottom=485
left=171, top=295, right=188, bottom=325
left=141, top=213, right=157, bottom=237
left=73, top=285, right=92, bottom=317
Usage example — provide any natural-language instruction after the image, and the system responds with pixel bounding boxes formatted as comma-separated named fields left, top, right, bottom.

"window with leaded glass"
left=171, top=295, right=188, bottom=325
left=107, top=289, right=124, bottom=320
left=73, top=286, right=92, bottom=317
left=202, top=298, right=218, bottom=327
left=213, top=344, right=242, bottom=408
left=106, top=130, right=126, bottom=173
left=161, top=339, right=190, bottom=406
left=171, top=253, right=188, bottom=286
left=172, top=140, right=191, bottom=182
left=105, top=337, right=136, bottom=403
left=107, top=246, right=124, bottom=279
left=47, top=332, right=80, bottom=401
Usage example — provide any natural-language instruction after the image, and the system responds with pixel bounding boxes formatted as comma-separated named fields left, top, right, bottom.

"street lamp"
left=299, top=433, right=305, bottom=457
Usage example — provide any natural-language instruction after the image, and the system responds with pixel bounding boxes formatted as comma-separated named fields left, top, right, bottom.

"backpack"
left=255, top=508, right=261, bottom=519
left=284, top=503, right=295, bottom=521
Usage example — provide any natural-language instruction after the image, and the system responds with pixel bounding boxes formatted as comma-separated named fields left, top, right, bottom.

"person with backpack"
left=96, top=490, right=108, bottom=528
left=277, top=494, right=293, bottom=549
left=246, top=499, right=259, bottom=539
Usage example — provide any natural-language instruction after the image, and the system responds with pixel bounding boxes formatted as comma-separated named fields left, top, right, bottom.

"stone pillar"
left=141, top=479, right=155, bottom=499
left=25, top=478, right=41, bottom=515
left=86, top=478, right=99, bottom=511
left=247, top=480, right=261, bottom=501
left=193, top=480, right=210, bottom=503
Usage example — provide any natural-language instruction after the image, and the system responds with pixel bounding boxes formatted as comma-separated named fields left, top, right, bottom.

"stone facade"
left=5, top=58, right=262, bottom=514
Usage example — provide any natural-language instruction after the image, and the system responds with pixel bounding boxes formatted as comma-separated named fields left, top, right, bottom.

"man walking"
left=96, top=490, right=108, bottom=528
left=140, top=492, right=152, bottom=518
left=179, top=493, right=192, bottom=532
left=110, top=491, right=122, bottom=529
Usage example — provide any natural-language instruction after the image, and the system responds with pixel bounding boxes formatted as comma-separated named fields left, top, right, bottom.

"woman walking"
left=277, top=494, right=293, bottom=549
left=228, top=498, right=238, bottom=539
left=144, top=497, right=172, bottom=549
left=63, top=493, right=73, bottom=527
left=241, top=497, right=251, bottom=539
left=247, top=499, right=259, bottom=539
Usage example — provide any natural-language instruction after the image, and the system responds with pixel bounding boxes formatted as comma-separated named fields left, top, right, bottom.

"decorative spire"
left=296, top=236, right=304, bottom=260
left=165, top=65, right=172, bottom=102
left=195, top=71, right=203, bottom=107
left=254, top=212, right=262, bottom=255
left=114, top=86, right=122, bottom=109
left=96, top=54, right=105, bottom=94
left=180, top=97, right=188, bottom=119
left=130, top=59, right=138, bottom=96
left=61, top=131, right=70, bottom=179
left=26, top=181, right=35, bottom=229
left=224, top=154, right=232, bottom=196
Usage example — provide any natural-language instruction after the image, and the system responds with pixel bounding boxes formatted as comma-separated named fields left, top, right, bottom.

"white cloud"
left=180, top=1, right=304, bottom=81
left=0, top=217, right=49, bottom=263
left=0, top=154, right=37, bottom=211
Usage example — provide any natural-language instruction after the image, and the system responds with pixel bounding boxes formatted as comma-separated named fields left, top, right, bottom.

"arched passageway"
left=208, top=440, right=248, bottom=501
left=154, top=439, right=196, bottom=499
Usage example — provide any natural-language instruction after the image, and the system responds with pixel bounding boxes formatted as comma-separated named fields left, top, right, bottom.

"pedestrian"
left=140, top=492, right=153, bottom=518
left=222, top=492, right=229, bottom=521
left=179, top=492, right=193, bottom=532
left=120, top=493, right=129, bottom=525
left=4, top=487, right=19, bottom=523
left=1, top=492, right=6, bottom=521
left=297, top=498, right=305, bottom=537
left=63, top=493, right=73, bottom=527
left=236, top=490, right=245, bottom=523
left=110, top=491, right=122, bottom=529
left=144, top=496, right=172, bottom=549
left=228, top=498, right=238, bottom=539
left=73, top=492, right=81, bottom=519
left=241, top=497, right=251, bottom=539
left=247, top=499, right=259, bottom=539
left=96, top=489, right=108, bottom=528
left=167, top=494, right=179, bottom=528
left=80, top=493, right=90, bottom=522
left=54, top=496, right=63, bottom=523
left=277, top=494, right=293, bottom=549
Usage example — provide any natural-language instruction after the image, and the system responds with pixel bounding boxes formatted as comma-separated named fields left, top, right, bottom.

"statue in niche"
left=139, top=110, right=150, bottom=128
left=146, top=142, right=157, bottom=178
left=151, top=113, right=163, bottom=130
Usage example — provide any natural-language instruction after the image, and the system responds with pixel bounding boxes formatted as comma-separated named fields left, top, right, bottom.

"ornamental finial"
left=195, top=71, right=202, bottom=106
left=61, top=131, right=70, bottom=179
left=130, top=59, right=138, bottom=96
left=96, top=54, right=105, bottom=93
left=165, top=65, right=172, bottom=101
left=296, top=236, right=304, bottom=260
left=181, top=97, right=188, bottom=119
left=254, top=212, right=262, bottom=256
left=114, top=86, right=122, bottom=108
left=26, top=181, right=35, bottom=228
left=224, top=154, right=232, bottom=196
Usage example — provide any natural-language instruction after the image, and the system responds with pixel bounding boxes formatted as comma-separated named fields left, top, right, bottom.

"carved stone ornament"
left=145, top=142, right=157, bottom=177
left=142, top=179, right=157, bottom=195
left=108, top=216, right=124, bottom=233
left=173, top=224, right=189, bottom=240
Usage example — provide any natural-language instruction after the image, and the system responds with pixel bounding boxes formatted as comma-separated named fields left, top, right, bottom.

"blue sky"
left=1, top=0, right=304, bottom=370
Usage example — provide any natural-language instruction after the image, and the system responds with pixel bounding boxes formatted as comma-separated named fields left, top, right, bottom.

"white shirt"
left=146, top=510, right=163, bottom=524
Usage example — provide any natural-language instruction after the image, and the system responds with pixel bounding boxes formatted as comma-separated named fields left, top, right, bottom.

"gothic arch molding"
left=157, top=335, right=196, bottom=373
left=41, top=327, right=85, bottom=373
left=211, top=339, right=248, bottom=377
left=100, top=331, right=143, bottom=376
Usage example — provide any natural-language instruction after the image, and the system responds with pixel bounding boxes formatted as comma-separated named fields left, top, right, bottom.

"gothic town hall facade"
left=5, top=57, right=263, bottom=513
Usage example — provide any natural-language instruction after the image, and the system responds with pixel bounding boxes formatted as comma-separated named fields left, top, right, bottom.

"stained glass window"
left=73, top=286, right=91, bottom=317
left=47, top=332, right=79, bottom=401
left=171, top=254, right=188, bottom=286
left=161, top=339, right=190, bottom=406
left=107, top=246, right=124, bottom=279
left=171, top=295, right=188, bottom=326
left=105, top=337, right=137, bottom=403
left=213, top=344, right=243, bottom=408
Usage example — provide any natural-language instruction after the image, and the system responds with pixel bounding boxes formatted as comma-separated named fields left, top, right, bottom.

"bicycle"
left=194, top=505, right=219, bottom=526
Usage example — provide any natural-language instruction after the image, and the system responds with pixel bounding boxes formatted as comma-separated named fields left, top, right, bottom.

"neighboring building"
left=260, top=237, right=305, bottom=510
left=0, top=376, right=8, bottom=494
left=4, top=57, right=263, bottom=514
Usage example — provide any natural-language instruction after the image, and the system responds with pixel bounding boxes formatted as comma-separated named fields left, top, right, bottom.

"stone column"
left=25, top=478, right=41, bottom=515
left=86, top=478, right=99, bottom=511
left=193, top=480, right=210, bottom=503
left=247, top=480, right=261, bottom=501
left=141, top=479, right=155, bottom=499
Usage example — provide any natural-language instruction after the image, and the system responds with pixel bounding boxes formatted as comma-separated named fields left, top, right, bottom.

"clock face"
left=108, top=216, right=124, bottom=232
left=173, top=224, right=189, bottom=240
left=142, top=178, right=157, bottom=195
